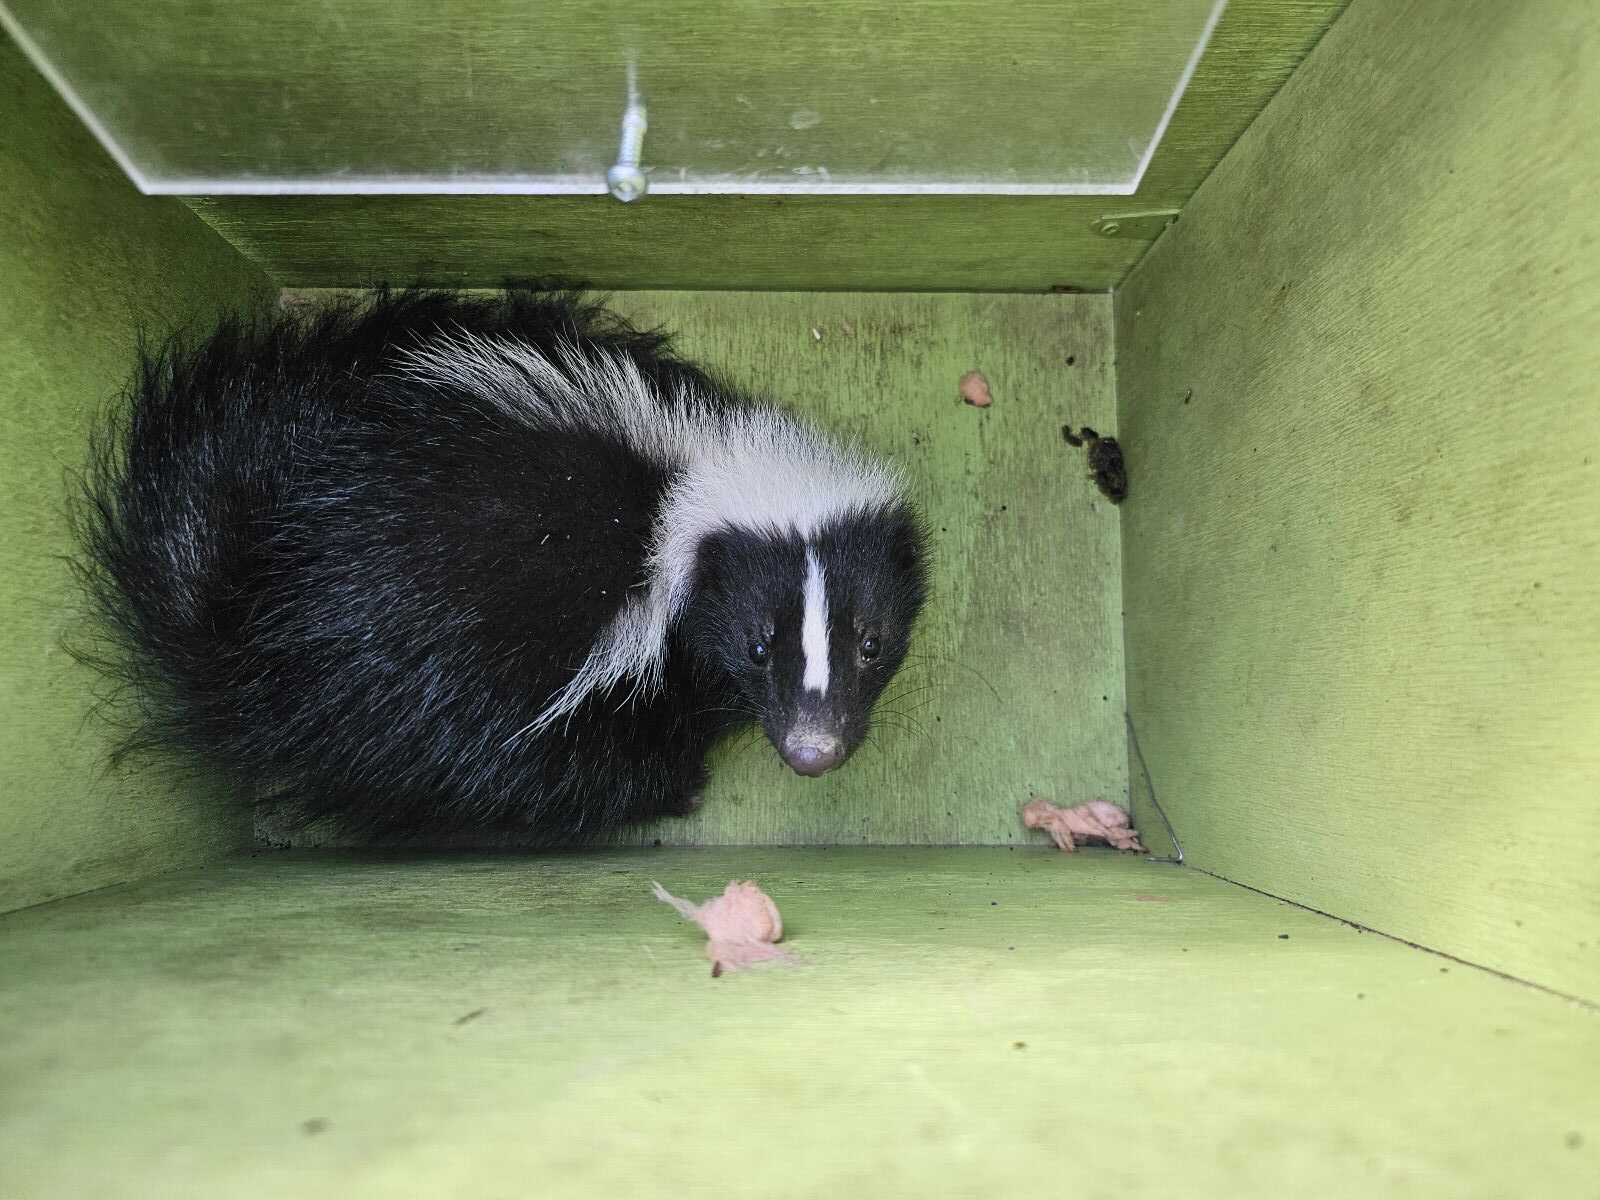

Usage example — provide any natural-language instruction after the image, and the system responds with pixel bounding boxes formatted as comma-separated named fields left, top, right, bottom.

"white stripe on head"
left=801, top=546, right=830, bottom=695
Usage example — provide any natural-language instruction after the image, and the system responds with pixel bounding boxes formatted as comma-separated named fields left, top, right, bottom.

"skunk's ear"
left=884, top=504, right=932, bottom=581
left=688, top=528, right=735, bottom=596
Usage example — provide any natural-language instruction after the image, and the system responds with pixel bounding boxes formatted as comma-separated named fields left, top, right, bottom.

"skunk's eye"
left=748, top=640, right=770, bottom=666
left=859, top=636, right=881, bottom=663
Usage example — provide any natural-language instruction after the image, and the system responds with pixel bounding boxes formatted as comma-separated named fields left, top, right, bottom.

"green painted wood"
left=175, top=0, right=1348, bottom=291
left=193, top=193, right=1138, bottom=294
left=1, top=848, right=1595, bottom=1198
left=1115, top=0, right=1600, bottom=1001
left=0, top=37, right=275, bottom=915
left=262, top=291, right=1126, bottom=848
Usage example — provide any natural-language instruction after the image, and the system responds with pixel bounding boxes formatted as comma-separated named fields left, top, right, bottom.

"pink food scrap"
left=652, top=880, right=798, bottom=976
left=959, top=370, right=994, bottom=407
left=1021, top=797, right=1146, bottom=853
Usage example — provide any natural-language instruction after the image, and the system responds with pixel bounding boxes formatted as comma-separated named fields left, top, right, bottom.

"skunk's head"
left=685, top=506, right=929, bottom=776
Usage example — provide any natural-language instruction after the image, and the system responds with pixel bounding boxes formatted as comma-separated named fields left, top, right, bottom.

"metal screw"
left=606, top=100, right=648, bottom=203
left=1099, top=221, right=1122, bottom=237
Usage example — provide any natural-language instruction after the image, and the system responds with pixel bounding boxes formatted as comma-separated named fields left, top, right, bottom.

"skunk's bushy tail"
left=68, top=286, right=698, bottom=785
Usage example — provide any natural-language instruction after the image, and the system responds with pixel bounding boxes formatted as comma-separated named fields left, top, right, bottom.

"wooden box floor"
left=2, top=848, right=1595, bottom=1198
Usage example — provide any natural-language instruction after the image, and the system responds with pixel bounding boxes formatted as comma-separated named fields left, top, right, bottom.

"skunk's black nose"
left=781, top=736, right=844, bottom=777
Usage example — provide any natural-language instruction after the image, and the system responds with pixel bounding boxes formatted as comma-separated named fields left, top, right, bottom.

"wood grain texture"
left=262, top=291, right=1126, bottom=848
left=2, top=848, right=1596, bottom=1199
left=175, top=0, right=1348, bottom=291
left=1116, top=0, right=1600, bottom=1000
left=0, top=38, right=273, bottom=915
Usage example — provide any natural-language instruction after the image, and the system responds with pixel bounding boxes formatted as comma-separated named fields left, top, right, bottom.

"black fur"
left=687, top=518, right=929, bottom=765
left=73, top=287, right=928, bottom=843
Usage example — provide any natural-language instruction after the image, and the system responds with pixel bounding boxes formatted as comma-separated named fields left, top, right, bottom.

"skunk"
left=75, top=288, right=929, bottom=843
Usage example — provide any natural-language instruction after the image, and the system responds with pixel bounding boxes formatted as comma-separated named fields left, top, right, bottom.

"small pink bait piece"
left=1021, top=797, right=1146, bottom=853
left=959, top=370, right=994, bottom=407
left=652, top=880, right=797, bottom=975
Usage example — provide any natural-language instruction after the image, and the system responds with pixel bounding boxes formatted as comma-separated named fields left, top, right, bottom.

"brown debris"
left=959, top=370, right=993, bottom=408
left=1061, top=425, right=1128, bottom=504
left=1021, top=797, right=1146, bottom=853
left=652, top=880, right=797, bottom=975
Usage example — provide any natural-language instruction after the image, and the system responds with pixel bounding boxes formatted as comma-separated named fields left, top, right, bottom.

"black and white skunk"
left=76, top=288, right=929, bottom=843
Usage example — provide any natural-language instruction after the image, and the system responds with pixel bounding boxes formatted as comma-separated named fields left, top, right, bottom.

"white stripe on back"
left=801, top=547, right=830, bottom=695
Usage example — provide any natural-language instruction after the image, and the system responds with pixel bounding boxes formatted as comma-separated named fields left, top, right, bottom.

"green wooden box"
left=1, top=1, right=1596, bottom=1196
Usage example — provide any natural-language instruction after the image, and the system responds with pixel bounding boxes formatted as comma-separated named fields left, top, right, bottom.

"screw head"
left=606, top=164, right=647, bottom=203
left=1099, top=220, right=1121, bottom=236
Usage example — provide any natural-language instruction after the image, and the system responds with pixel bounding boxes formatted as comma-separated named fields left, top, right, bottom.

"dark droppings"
left=453, top=1008, right=487, bottom=1026
left=711, top=961, right=724, bottom=978
left=1062, top=426, right=1128, bottom=504
left=1085, top=438, right=1127, bottom=504
left=302, top=1118, right=330, bottom=1136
